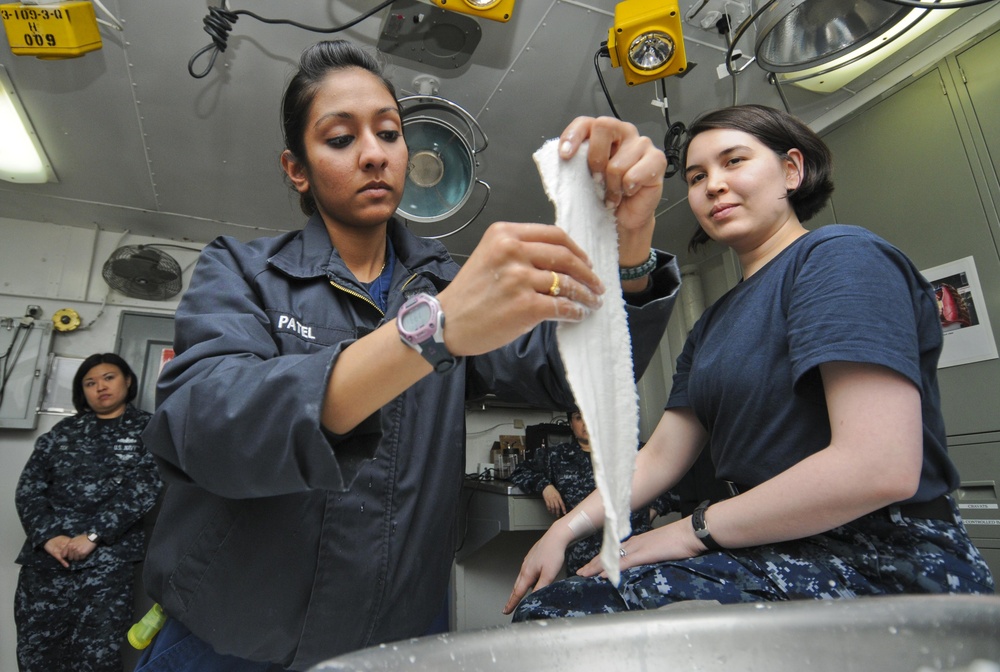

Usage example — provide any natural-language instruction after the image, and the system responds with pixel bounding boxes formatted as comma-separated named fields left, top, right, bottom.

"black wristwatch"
left=692, top=500, right=722, bottom=551
left=86, top=531, right=100, bottom=543
left=396, top=293, right=459, bottom=374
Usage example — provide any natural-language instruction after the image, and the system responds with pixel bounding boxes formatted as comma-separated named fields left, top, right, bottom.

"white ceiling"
left=1, top=0, right=998, bottom=260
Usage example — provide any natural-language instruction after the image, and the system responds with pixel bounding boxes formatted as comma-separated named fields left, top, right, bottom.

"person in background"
left=505, top=104, right=995, bottom=620
left=510, top=410, right=679, bottom=574
left=14, top=353, right=162, bottom=672
left=136, top=39, right=680, bottom=671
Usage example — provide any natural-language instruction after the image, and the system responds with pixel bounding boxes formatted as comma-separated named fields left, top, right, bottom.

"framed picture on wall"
left=921, top=256, right=998, bottom=368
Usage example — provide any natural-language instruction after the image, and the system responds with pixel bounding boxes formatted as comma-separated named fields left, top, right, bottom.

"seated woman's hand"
left=542, top=484, right=567, bottom=517
left=503, top=525, right=573, bottom=615
left=576, top=518, right=707, bottom=577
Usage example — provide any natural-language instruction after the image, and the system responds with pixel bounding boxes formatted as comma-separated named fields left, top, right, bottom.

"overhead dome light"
left=399, top=117, right=475, bottom=223
left=726, top=0, right=959, bottom=93
left=608, top=0, right=687, bottom=86
left=429, top=0, right=516, bottom=23
left=396, top=89, right=490, bottom=239
left=754, top=0, right=910, bottom=73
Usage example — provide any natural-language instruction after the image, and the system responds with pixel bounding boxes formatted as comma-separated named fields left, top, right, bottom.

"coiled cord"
left=188, top=0, right=397, bottom=79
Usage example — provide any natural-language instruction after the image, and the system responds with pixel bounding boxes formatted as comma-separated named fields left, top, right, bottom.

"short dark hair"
left=281, top=40, right=401, bottom=216
left=682, top=104, right=834, bottom=249
left=72, top=353, right=138, bottom=415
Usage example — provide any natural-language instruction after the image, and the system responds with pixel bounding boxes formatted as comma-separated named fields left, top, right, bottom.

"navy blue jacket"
left=141, top=216, right=680, bottom=669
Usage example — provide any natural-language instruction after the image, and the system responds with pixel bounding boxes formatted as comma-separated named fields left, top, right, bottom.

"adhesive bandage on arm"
left=567, top=510, right=597, bottom=540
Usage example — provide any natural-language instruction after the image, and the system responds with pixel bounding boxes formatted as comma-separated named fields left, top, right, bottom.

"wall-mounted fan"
left=102, top=245, right=183, bottom=301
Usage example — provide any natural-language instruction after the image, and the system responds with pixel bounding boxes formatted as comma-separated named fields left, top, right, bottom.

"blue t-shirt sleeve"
left=786, top=234, right=923, bottom=390
left=665, top=329, right=696, bottom=410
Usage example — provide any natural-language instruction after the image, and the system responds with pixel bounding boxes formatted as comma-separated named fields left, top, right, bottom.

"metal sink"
left=311, top=595, right=1000, bottom=672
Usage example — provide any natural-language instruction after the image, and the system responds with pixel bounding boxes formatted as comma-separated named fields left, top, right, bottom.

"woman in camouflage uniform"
left=14, top=353, right=163, bottom=672
left=510, top=410, right=678, bottom=574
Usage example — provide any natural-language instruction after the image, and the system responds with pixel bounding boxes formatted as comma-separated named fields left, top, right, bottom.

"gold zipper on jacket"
left=328, top=274, right=420, bottom=318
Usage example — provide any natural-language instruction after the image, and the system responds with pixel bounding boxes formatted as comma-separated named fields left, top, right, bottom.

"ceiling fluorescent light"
left=0, top=65, right=55, bottom=183
left=778, top=5, right=956, bottom=92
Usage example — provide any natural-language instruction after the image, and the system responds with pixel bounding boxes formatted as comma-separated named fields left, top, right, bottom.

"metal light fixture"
left=608, top=0, right=687, bottom=86
left=0, top=64, right=55, bottom=183
left=727, top=0, right=960, bottom=93
left=428, top=0, right=516, bottom=23
left=396, top=76, right=490, bottom=239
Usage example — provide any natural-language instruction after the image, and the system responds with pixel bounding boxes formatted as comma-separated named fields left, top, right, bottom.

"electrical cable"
left=593, top=44, right=623, bottom=120
left=188, top=0, right=397, bottom=79
left=0, top=319, right=33, bottom=410
left=657, top=79, right=686, bottom=180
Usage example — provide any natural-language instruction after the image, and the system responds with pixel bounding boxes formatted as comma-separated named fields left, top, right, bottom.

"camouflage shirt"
left=15, top=404, right=162, bottom=569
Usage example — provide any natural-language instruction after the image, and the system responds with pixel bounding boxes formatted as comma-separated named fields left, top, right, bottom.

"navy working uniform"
left=15, top=404, right=161, bottom=672
left=514, top=226, right=994, bottom=621
left=139, top=215, right=680, bottom=670
left=510, top=439, right=679, bottom=574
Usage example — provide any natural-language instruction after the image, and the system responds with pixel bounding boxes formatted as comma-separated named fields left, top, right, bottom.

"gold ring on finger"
left=549, top=271, right=561, bottom=297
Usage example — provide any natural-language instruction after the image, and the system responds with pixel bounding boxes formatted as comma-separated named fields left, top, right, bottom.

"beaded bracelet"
left=619, top=249, right=657, bottom=281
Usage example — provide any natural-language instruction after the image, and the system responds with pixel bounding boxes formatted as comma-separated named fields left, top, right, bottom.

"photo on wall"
left=921, top=256, right=998, bottom=368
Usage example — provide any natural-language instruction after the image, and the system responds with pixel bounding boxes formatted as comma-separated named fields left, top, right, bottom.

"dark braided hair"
left=281, top=40, right=401, bottom=216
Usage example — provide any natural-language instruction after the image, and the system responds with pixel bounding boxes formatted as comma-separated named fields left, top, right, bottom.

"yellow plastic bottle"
left=128, top=603, right=166, bottom=650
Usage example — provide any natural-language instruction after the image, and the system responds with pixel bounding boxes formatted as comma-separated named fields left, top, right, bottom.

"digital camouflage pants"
left=513, top=499, right=995, bottom=621
left=15, top=562, right=134, bottom=672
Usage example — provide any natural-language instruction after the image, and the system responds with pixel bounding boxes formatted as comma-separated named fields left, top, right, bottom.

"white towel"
left=533, top=138, right=639, bottom=586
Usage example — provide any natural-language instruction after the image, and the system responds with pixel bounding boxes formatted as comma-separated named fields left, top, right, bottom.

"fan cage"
left=101, top=245, right=183, bottom=301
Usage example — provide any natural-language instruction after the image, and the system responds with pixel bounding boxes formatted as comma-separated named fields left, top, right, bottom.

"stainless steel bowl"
left=311, top=595, right=1000, bottom=672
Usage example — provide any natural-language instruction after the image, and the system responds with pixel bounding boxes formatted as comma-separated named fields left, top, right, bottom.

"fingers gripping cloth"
left=533, top=138, right=639, bottom=585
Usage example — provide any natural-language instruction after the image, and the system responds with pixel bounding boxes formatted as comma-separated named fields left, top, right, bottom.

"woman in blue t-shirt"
left=505, top=104, right=995, bottom=619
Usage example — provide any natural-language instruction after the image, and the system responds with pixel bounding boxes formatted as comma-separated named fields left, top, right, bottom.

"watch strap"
left=692, top=500, right=722, bottom=551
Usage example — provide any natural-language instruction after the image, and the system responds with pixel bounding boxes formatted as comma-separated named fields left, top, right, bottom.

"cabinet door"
left=822, top=66, right=1000, bottom=436
left=958, top=29, right=1000, bottom=191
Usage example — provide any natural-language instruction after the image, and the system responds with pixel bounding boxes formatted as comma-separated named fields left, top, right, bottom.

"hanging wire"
left=656, top=79, right=686, bottom=180
left=188, top=0, right=397, bottom=78
left=593, top=46, right=686, bottom=178
left=593, top=44, right=623, bottom=120
left=0, top=318, right=33, bottom=409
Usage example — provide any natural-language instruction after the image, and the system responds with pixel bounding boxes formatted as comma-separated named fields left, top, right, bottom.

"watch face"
left=401, top=302, right=431, bottom=332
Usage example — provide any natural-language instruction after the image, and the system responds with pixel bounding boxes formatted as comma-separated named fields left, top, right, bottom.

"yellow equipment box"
left=0, top=1, right=102, bottom=59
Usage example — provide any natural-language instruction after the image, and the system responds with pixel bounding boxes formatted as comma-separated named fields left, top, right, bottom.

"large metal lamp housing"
left=608, top=0, right=687, bottom=86
left=734, top=0, right=959, bottom=93
left=395, top=83, right=490, bottom=239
